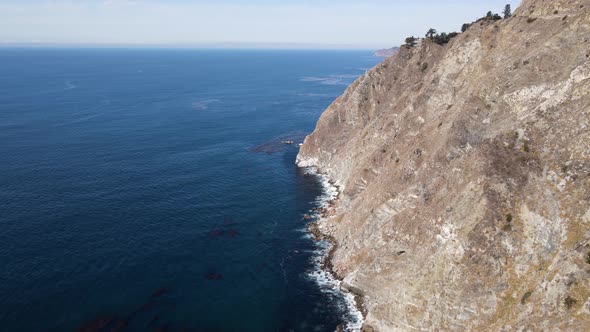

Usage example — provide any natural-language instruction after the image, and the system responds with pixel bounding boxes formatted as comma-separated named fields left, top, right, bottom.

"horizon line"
left=0, top=41, right=386, bottom=51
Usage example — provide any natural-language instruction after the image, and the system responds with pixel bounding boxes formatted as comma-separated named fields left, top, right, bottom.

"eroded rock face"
left=297, top=0, right=590, bottom=330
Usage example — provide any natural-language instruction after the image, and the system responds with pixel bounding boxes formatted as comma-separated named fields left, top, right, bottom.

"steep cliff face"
left=297, top=0, right=590, bottom=330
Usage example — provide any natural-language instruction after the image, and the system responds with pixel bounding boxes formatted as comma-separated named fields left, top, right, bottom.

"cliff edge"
left=297, top=0, right=590, bottom=330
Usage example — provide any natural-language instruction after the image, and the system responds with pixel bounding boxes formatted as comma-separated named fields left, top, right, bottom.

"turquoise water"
left=0, top=48, right=380, bottom=331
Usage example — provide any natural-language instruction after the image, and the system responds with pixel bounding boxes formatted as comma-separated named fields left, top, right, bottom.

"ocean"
left=0, top=48, right=380, bottom=332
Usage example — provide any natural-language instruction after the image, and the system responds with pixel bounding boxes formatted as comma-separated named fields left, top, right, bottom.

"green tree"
left=503, top=4, right=512, bottom=18
left=425, top=28, right=437, bottom=40
left=434, top=32, right=448, bottom=45
left=404, top=36, right=417, bottom=47
left=433, top=32, right=459, bottom=46
left=461, top=23, right=471, bottom=32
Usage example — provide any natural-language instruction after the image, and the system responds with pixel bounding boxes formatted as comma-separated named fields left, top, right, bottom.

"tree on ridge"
left=425, top=28, right=437, bottom=40
left=503, top=4, right=512, bottom=19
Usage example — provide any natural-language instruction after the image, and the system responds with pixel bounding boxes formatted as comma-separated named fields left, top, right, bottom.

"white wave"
left=300, top=74, right=360, bottom=86
left=302, top=167, right=338, bottom=205
left=307, top=242, right=364, bottom=332
left=192, top=99, right=220, bottom=110
left=64, top=81, right=77, bottom=90
left=296, top=93, right=331, bottom=97
left=302, top=167, right=364, bottom=332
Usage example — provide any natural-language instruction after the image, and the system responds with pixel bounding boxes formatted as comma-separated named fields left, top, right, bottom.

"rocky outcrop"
left=374, top=47, right=400, bottom=58
left=297, top=0, right=590, bottom=330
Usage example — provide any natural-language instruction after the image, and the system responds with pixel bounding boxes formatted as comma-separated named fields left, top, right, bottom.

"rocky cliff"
left=297, top=0, right=590, bottom=330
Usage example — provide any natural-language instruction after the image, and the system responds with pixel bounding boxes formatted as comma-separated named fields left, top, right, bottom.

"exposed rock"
left=297, top=0, right=590, bottom=330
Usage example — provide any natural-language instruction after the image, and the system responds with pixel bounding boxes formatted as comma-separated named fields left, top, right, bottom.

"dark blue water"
left=0, top=48, right=380, bottom=332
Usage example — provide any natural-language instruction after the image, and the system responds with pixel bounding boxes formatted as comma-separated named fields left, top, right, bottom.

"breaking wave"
left=300, top=74, right=360, bottom=86
left=192, top=99, right=220, bottom=110
left=302, top=167, right=364, bottom=332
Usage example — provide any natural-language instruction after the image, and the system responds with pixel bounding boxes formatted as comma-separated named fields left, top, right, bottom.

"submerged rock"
left=204, top=272, right=223, bottom=281
left=154, top=325, right=170, bottom=332
left=249, top=131, right=307, bottom=154
left=76, top=316, right=115, bottom=332
left=151, top=287, right=170, bottom=298
left=109, top=319, right=127, bottom=332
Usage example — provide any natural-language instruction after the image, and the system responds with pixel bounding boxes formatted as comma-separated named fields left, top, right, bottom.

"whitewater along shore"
left=302, top=167, right=365, bottom=332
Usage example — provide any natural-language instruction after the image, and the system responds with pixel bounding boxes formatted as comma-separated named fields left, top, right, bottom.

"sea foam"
left=300, top=74, right=359, bottom=86
left=303, top=167, right=364, bottom=332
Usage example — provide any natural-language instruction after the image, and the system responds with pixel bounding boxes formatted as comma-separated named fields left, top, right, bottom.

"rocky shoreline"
left=311, top=221, right=368, bottom=317
left=302, top=168, right=366, bottom=332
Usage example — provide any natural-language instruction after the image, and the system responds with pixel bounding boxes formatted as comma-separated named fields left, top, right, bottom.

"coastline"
left=291, top=1, right=590, bottom=330
left=300, top=166, right=365, bottom=332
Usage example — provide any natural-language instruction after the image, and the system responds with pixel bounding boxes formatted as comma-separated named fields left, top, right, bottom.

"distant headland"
left=373, top=46, right=399, bottom=57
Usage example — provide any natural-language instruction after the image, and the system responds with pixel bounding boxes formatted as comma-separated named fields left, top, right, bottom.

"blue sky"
left=0, top=0, right=522, bottom=49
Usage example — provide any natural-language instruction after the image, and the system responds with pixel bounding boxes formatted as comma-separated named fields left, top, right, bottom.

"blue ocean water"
left=0, top=48, right=380, bottom=332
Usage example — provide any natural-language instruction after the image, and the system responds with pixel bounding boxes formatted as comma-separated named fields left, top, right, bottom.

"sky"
left=0, top=0, right=522, bottom=49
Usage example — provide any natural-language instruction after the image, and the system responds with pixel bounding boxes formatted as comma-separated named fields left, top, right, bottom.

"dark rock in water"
left=109, top=319, right=127, bottom=332
left=141, top=301, right=156, bottom=311
left=148, top=316, right=160, bottom=326
left=208, top=229, right=224, bottom=237
left=248, top=130, right=307, bottom=154
left=151, top=287, right=170, bottom=298
left=76, top=316, right=115, bottom=332
left=205, top=272, right=223, bottom=280
left=154, top=325, right=170, bottom=332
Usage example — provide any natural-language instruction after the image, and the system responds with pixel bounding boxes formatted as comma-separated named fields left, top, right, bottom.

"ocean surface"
left=0, top=48, right=380, bottom=332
